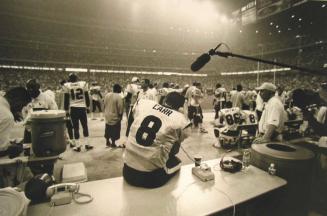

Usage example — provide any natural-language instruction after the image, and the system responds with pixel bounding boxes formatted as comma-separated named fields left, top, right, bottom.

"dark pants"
left=66, top=118, right=74, bottom=140
left=123, top=164, right=178, bottom=188
left=105, top=122, right=121, bottom=142
left=70, top=107, right=89, bottom=139
left=92, top=100, right=102, bottom=112
left=188, top=105, right=203, bottom=127
left=214, top=101, right=226, bottom=119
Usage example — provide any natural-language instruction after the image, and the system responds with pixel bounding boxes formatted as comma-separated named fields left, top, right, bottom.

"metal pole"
left=273, top=58, right=276, bottom=85
left=257, top=61, right=260, bottom=86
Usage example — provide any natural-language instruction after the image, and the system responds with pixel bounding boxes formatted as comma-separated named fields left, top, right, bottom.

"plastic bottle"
left=242, top=149, right=251, bottom=168
left=268, top=163, right=276, bottom=175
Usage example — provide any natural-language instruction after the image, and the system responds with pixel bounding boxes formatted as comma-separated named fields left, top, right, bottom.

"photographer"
left=292, top=83, right=327, bottom=214
left=292, top=85, right=327, bottom=136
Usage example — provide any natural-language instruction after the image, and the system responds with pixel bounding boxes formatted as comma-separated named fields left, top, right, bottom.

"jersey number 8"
left=136, top=115, right=162, bottom=146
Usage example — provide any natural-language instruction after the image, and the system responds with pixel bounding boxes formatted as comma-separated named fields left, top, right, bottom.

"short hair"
left=26, top=79, right=40, bottom=90
left=236, top=84, right=243, bottom=91
left=68, top=73, right=78, bottom=82
left=163, top=82, right=169, bottom=88
left=165, top=92, right=185, bottom=110
left=113, top=84, right=122, bottom=93
left=216, top=83, right=221, bottom=88
left=60, top=80, right=66, bottom=86
left=143, top=79, right=150, bottom=85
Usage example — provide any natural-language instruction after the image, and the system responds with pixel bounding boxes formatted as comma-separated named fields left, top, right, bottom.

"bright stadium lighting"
left=220, top=15, right=228, bottom=23
left=66, top=68, right=88, bottom=72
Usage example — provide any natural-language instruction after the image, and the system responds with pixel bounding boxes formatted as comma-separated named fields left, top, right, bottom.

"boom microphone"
left=190, top=53, right=211, bottom=72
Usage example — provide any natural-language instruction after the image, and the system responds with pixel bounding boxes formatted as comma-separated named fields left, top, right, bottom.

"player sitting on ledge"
left=123, top=92, right=191, bottom=188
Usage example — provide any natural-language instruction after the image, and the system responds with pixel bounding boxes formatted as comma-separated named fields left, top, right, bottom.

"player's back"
left=90, top=85, right=101, bottom=101
left=219, top=107, right=243, bottom=130
left=241, top=110, right=258, bottom=125
left=215, top=87, right=227, bottom=101
left=64, top=81, right=88, bottom=107
left=125, top=99, right=188, bottom=171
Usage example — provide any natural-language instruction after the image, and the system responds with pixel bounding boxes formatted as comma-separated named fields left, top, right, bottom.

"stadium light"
left=66, top=68, right=88, bottom=72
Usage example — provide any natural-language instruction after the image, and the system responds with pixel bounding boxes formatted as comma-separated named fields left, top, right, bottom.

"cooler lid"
left=30, top=110, right=66, bottom=119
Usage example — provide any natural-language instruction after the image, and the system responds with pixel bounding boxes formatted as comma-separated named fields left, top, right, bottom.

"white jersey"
left=124, top=99, right=189, bottom=173
left=126, top=83, right=140, bottom=106
left=22, top=92, right=58, bottom=120
left=241, top=110, right=258, bottom=125
left=90, top=86, right=102, bottom=101
left=64, top=81, right=89, bottom=108
left=218, top=107, right=244, bottom=131
left=137, top=89, right=156, bottom=101
left=214, top=87, right=227, bottom=102
left=44, top=89, right=56, bottom=102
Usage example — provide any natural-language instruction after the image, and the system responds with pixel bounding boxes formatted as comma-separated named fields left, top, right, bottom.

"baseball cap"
left=256, top=82, right=277, bottom=92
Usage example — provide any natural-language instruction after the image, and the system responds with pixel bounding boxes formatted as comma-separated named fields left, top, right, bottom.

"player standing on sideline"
left=123, top=92, right=191, bottom=188
left=158, top=82, right=170, bottom=105
left=137, top=79, right=156, bottom=101
left=63, top=73, right=93, bottom=152
left=125, top=77, right=140, bottom=118
left=104, top=84, right=124, bottom=148
left=213, top=83, right=227, bottom=119
left=231, top=84, right=245, bottom=109
left=188, top=88, right=208, bottom=133
left=90, top=82, right=103, bottom=120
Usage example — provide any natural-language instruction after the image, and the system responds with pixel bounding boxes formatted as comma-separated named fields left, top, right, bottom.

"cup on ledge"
left=194, top=155, right=202, bottom=167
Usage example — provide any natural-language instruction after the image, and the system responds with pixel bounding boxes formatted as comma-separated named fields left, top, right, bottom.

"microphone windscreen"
left=191, top=53, right=211, bottom=72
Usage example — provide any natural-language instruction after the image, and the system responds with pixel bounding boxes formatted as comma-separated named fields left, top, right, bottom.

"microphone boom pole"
left=213, top=50, right=323, bottom=76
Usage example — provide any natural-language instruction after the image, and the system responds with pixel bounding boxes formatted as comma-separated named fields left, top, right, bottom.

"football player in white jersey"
left=64, top=73, right=93, bottom=152
left=123, top=92, right=190, bottom=188
left=137, top=79, right=156, bottom=101
left=158, top=82, right=170, bottom=105
left=213, top=101, right=245, bottom=149
left=125, top=77, right=140, bottom=117
left=213, top=83, right=227, bottom=119
left=90, top=82, right=103, bottom=120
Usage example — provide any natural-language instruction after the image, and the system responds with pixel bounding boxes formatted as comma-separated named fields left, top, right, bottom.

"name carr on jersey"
left=152, top=104, right=173, bottom=117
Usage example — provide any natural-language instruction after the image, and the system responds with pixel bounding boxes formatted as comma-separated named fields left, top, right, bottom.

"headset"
left=219, top=155, right=242, bottom=173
